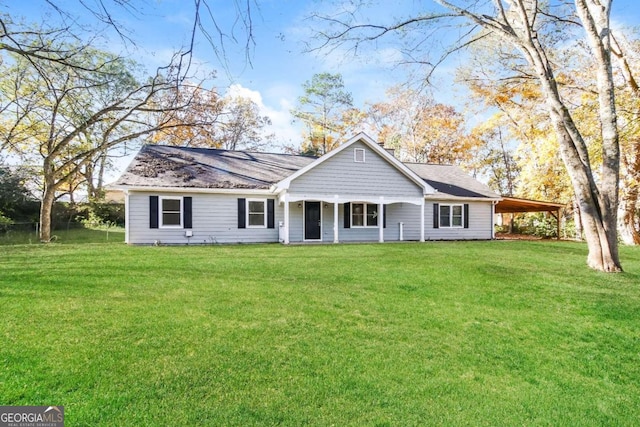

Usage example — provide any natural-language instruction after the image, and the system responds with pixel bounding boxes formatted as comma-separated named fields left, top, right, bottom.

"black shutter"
left=267, top=199, right=275, bottom=229
left=183, top=197, right=192, bottom=229
left=150, top=196, right=159, bottom=229
left=238, top=198, right=246, bottom=229
left=344, top=203, right=350, bottom=228
left=383, top=205, right=387, bottom=228
left=464, top=203, right=470, bottom=229
left=433, top=203, right=439, bottom=229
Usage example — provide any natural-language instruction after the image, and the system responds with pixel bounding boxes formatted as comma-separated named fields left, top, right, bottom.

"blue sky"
left=3, top=1, right=501, bottom=146
left=5, top=0, right=640, bottom=176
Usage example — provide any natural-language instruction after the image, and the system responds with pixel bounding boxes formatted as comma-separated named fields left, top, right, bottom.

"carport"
left=495, top=197, right=565, bottom=239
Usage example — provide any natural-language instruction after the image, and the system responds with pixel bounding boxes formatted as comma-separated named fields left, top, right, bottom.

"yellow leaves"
left=149, top=84, right=224, bottom=148
left=357, top=86, right=479, bottom=165
left=514, top=131, right=572, bottom=202
left=494, top=93, right=512, bottom=104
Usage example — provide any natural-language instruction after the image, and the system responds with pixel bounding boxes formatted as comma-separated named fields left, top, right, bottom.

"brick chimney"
left=378, top=140, right=396, bottom=158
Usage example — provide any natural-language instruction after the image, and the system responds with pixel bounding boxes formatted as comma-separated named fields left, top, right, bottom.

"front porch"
left=277, top=194, right=425, bottom=244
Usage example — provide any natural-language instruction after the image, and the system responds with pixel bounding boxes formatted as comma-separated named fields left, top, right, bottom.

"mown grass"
left=1, top=240, right=639, bottom=426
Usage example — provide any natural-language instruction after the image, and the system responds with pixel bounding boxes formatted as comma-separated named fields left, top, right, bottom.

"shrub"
left=0, top=212, right=12, bottom=233
left=517, top=213, right=558, bottom=238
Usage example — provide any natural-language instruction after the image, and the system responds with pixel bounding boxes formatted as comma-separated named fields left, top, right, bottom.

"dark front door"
left=304, top=201, right=321, bottom=240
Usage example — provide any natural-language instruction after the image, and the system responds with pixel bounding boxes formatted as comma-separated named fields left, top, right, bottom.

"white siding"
left=288, top=202, right=304, bottom=243
left=127, top=191, right=280, bottom=245
left=126, top=193, right=495, bottom=244
left=426, top=201, right=494, bottom=240
left=386, top=203, right=423, bottom=241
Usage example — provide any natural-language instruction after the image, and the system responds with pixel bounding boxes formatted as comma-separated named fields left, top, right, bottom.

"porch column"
left=420, top=199, right=425, bottom=242
left=124, top=190, right=130, bottom=244
left=378, top=201, right=384, bottom=243
left=333, top=197, right=339, bottom=243
left=283, top=193, right=290, bottom=244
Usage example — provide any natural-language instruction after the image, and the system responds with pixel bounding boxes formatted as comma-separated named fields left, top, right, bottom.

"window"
left=160, top=196, right=182, bottom=227
left=452, top=205, right=463, bottom=227
left=439, top=204, right=464, bottom=228
left=366, top=204, right=378, bottom=227
left=354, top=148, right=365, bottom=163
left=238, top=198, right=274, bottom=229
left=351, top=203, right=378, bottom=227
left=247, top=199, right=267, bottom=227
left=352, top=203, right=364, bottom=226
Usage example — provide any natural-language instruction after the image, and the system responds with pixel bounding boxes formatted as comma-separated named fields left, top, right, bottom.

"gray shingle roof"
left=114, top=144, right=317, bottom=189
left=115, top=144, right=499, bottom=199
left=404, top=163, right=500, bottom=199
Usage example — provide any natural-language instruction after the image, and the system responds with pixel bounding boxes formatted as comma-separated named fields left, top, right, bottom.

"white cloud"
left=224, top=84, right=302, bottom=150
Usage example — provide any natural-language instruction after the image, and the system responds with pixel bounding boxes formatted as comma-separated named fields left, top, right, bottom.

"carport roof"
left=496, top=197, right=565, bottom=214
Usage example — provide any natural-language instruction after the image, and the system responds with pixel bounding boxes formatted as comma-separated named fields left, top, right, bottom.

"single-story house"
left=113, top=133, right=501, bottom=244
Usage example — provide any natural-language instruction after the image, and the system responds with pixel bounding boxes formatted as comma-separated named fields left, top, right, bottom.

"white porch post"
left=124, top=190, right=130, bottom=244
left=333, top=196, right=339, bottom=243
left=378, top=200, right=384, bottom=243
left=420, top=199, right=425, bottom=242
left=283, top=193, right=290, bottom=244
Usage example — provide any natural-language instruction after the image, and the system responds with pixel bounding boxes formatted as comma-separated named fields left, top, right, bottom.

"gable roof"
left=114, top=136, right=499, bottom=200
left=405, top=163, right=500, bottom=200
left=114, top=144, right=316, bottom=190
left=274, top=132, right=434, bottom=194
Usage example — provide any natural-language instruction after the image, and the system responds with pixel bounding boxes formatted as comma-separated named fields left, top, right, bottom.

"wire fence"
left=0, top=221, right=124, bottom=244
left=2, top=221, right=86, bottom=233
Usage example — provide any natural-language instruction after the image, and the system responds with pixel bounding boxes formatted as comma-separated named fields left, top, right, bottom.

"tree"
left=360, top=86, right=481, bottom=165
left=470, top=119, right=520, bottom=197
left=150, top=86, right=274, bottom=151
left=291, top=73, right=353, bottom=155
left=458, top=44, right=572, bottom=202
left=459, top=22, right=640, bottom=245
left=148, top=84, right=224, bottom=148
left=215, top=95, right=274, bottom=151
left=0, top=165, right=31, bottom=219
left=0, top=40, right=209, bottom=242
left=0, top=1, right=256, bottom=82
left=313, top=0, right=623, bottom=272
left=611, top=32, right=640, bottom=245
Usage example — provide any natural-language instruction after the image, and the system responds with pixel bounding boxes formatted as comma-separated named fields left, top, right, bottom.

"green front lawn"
left=1, top=241, right=639, bottom=425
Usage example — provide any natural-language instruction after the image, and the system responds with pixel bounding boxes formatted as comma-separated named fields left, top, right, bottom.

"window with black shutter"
left=150, top=196, right=159, bottom=229
left=238, top=198, right=246, bottom=228
left=183, top=197, right=192, bottom=229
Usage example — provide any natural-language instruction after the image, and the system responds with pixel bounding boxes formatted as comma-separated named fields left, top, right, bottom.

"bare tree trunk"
left=39, top=179, right=55, bottom=242
left=97, top=151, right=107, bottom=197
left=520, top=45, right=620, bottom=269
left=574, top=0, right=621, bottom=270
left=85, top=161, right=96, bottom=201
left=619, top=191, right=640, bottom=245
left=499, top=128, right=515, bottom=197
left=68, top=180, right=75, bottom=204
left=573, top=198, right=583, bottom=241
left=619, top=144, right=640, bottom=244
left=512, top=0, right=621, bottom=271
